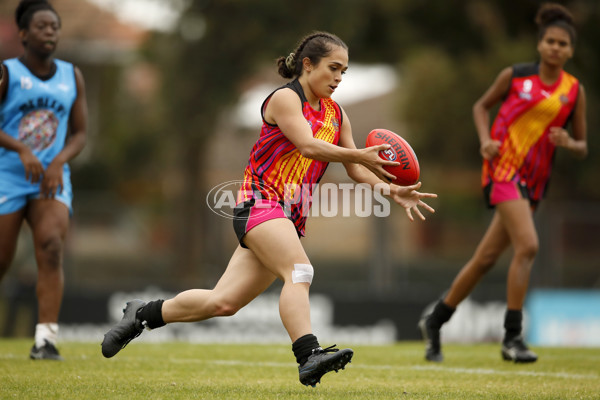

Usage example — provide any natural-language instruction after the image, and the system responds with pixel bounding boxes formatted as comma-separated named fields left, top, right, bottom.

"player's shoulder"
left=268, top=86, right=302, bottom=108
left=2, top=58, right=19, bottom=72
left=511, top=62, right=538, bottom=78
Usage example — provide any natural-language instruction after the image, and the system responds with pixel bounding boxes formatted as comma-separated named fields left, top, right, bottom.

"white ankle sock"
left=35, top=323, right=59, bottom=348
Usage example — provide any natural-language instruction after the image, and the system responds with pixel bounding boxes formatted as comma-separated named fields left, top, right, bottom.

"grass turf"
left=1, top=339, right=599, bottom=399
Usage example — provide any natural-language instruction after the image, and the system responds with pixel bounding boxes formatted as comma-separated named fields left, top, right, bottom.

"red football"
left=365, top=129, right=420, bottom=186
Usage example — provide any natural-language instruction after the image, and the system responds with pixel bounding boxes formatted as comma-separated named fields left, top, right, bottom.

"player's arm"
left=0, top=62, right=7, bottom=102
left=0, top=62, right=45, bottom=183
left=265, top=88, right=396, bottom=181
left=473, top=66, right=512, bottom=160
left=549, top=85, right=587, bottom=159
left=337, top=108, right=396, bottom=185
left=42, top=66, right=88, bottom=197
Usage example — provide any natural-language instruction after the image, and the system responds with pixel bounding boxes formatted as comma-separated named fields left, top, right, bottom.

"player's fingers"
left=44, top=182, right=52, bottom=197
left=380, top=169, right=396, bottom=181
left=405, top=207, right=414, bottom=222
left=414, top=206, right=426, bottom=220
left=372, top=143, right=391, bottom=151
left=408, top=182, right=422, bottom=190
left=419, top=200, right=435, bottom=213
left=380, top=159, right=401, bottom=166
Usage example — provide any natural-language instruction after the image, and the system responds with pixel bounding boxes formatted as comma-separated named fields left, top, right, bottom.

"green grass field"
left=1, top=339, right=599, bottom=399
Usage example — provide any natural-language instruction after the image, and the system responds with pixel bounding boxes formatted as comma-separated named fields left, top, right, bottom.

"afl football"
left=365, top=129, right=420, bottom=186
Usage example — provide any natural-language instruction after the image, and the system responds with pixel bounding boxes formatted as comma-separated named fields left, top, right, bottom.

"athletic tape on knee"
left=292, top=263, right=314, bottom=284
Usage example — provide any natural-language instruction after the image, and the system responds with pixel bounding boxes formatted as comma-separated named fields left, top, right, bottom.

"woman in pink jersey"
left=420, top=3, right=587, bottom=364
left=102, top=31, right=437, bottom=386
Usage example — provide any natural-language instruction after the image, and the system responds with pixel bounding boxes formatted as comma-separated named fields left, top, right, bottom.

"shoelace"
left=313, top=344, right=339, bottom=355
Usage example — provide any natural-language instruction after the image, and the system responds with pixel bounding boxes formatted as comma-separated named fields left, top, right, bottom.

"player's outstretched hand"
left=389, top=182, right=437, bottom=221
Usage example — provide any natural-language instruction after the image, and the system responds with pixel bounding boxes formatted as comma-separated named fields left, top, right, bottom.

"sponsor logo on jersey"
left=518, top=79, right=533, bottom=100
left=20, top=76, right=33, bottom=90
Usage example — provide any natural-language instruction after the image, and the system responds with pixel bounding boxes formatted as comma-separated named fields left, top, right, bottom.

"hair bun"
left=535, top=3, right=573, bottom=28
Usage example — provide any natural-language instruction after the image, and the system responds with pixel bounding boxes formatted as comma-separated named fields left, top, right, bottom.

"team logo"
left=18, top=109, right=58, bottom=151
left=560, top=94, right=569, bottom=104
left=518, top=79, right=533, bottom=100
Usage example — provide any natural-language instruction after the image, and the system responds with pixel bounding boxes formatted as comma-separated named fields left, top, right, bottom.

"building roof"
left=0, top=0, right=148, bottom=61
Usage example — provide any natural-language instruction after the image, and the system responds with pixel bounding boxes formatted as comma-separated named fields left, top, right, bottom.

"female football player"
left=0, top=0, right=88, bottom=360
left=420, top=3, right=587, bottom=364
left=102, top=31, right=436, bottom=386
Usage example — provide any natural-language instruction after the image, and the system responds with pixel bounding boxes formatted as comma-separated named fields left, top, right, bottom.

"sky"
left=86, top=0, right=187, bottom=32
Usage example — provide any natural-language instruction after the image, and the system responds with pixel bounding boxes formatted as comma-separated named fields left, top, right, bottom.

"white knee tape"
left=292, top=263, right=314, bottom=284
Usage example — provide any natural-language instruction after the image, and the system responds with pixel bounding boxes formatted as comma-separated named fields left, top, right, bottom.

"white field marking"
left=168, top=358, right=597, bottom=381
left=0, top=353, right=595, bottom=381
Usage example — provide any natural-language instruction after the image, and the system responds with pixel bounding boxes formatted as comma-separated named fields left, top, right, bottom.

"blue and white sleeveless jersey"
left=0, top=58, right=77, bottom=175
left=0, top=58, right=77, bottom=214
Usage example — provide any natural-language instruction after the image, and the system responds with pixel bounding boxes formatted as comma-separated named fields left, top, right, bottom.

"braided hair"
left=15, top=0, right=60, bottom=31
left=277, top=31, right=348, bottom=79
left=535, top=3, right=576, bottom=46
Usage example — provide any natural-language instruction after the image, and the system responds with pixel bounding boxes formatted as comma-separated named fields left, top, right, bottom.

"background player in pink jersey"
left=420, top=3, right=587, bottom=363
left=102, top=31, right=437, bottom=386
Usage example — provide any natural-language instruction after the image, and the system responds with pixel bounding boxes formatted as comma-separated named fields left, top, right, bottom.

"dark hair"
left=15, top=0, right=60, bottom=30
left=535, top=3, right=576, bottom=46
left=277, top=31, right=348, bottom=79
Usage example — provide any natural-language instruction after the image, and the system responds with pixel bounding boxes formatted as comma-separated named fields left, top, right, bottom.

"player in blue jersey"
left=0, top=0, right=88, bottom=360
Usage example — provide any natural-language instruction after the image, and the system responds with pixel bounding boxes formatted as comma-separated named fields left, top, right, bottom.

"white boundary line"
left=1, top=353, right=596, bottom=381
left=171, top=358, right=597, bottom=381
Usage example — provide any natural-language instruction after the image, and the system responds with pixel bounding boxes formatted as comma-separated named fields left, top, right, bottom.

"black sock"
left=137, top=300, right=166, bottom=329
left=428, top=300, right=455, bottom=329
left=503, top=309, right=522, bottom=343
left=292, top=334, right=320, bottom=365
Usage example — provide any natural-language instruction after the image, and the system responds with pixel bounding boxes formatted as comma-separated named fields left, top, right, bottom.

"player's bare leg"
left=26, top=199, right=69, bottom=360
left=102, top=246, right=276, bottom=357
left=162, top=247, right=277, bottom=322
left=0, top=210, right=25, bottom=280
left=420, top=211, right=510, bottom=362
left=244, top=218, right=353, bottom=386
left=496, top=199, right=538, bottom=363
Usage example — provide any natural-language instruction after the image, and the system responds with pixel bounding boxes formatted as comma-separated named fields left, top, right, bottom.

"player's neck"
left=538, top=63, right=562, bottom=86
left=20, top=53, right=55, bottom=77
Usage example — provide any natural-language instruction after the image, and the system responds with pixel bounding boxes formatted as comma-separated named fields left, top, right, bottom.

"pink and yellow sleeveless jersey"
left=237, top=79, right=342, bottom=236
left=482, top=63, right=579, bottom=202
